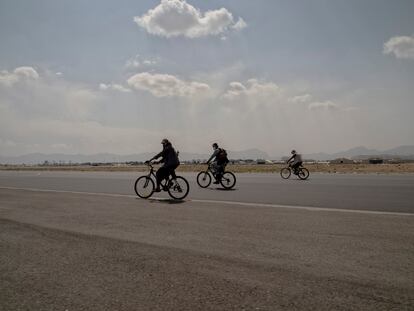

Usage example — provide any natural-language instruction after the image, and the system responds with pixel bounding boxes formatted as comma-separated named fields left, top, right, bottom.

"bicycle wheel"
left=298, top=167, right=310, bottom=180
left=196, top=171, right=211, bottom=188
left=168, top=176, right=190, bottom=200
left=220, top=171, right=236, bottom=189
left=134, top=176, right=154, bottom=199
left=280, top=167, right=291, bottom=179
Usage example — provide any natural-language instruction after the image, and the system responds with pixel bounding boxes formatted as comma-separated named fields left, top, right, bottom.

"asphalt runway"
left=1, top=171, right=413, bottom=310
left=0, top=170, right=413, bottom=212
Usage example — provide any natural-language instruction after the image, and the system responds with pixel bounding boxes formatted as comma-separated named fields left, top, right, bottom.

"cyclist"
left=286, top=150, right=303, bottom=175
left=146, top=139, right=180, bottom=192
left=206, top=143, right=229, bottom=184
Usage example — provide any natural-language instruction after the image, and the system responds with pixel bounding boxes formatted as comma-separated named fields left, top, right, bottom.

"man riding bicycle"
left=146, top=138, right=180, bottom=192
left=286, top=150, right=303, bottom=175
left=206, top=143, right=229, bottom=184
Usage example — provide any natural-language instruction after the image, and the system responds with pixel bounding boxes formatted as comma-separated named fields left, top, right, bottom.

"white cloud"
left=99, top=83, right=131, bottom=93
left=0, top=117, right=165, bottom=156
left=125, top=54, right=158, bottom=69
left=143, top=59, right=157, bottom=66
left=288, top=94, right=312, bottom=104
left=383, top=35, right=414, bottom=60
left=308, top=101, right=338, bottom=110
left=126, top=59, right=140, bottom=69
left=0, top=66, right=178, bottom=155
left=222, top=79, right=279, bottom=101
left=14, top=66, right=39, bottom=79
left=134, top=0, right=246, bottom=38
left=0, top=65, right=99, bottom=121
left=99, top=83, right=110, bottom=91
left=0, top=66, right=39, bottom=87
left=127, top=72, right=210, bottom=97
left=231, top=17, right=247, bottom=31
left=1, top=65, right=398, bottom=157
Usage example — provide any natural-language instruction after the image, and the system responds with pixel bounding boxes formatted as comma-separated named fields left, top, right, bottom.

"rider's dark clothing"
left=287, top=153, right=302, bottom=173
left=151, top=143, right=179, bottom=188
left=153, top=143, right=179, bottom=168
left=291, top=161, right=302, bottom=172
left=156, top=165, right=177, bottom=186
left=207, top=148, right=219, bottom=164
left=207, top=148, right=228, bottom=181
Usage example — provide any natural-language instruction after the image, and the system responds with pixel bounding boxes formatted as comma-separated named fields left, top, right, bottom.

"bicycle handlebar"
left=145, top=161, right=154, bottom=169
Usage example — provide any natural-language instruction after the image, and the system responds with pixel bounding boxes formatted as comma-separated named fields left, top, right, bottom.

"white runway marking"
left=0, top=186, right=413, bottom=217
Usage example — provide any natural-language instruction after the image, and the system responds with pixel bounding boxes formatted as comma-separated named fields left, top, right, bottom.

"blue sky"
left=0, top=0, right=413, bottom=156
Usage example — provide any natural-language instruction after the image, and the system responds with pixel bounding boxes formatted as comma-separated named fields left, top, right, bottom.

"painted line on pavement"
left=190, top=198, right=414, bottom=216
left=0, top=186, right=412, bottom=217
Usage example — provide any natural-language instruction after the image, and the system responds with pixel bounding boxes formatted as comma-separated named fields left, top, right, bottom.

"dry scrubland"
left=1, top=163, right=414, bottom=174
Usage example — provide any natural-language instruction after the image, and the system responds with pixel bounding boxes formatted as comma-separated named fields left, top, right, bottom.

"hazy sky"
left=0, top=0, right=413, bottom=156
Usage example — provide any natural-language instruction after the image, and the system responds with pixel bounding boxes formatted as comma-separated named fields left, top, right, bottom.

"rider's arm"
left=206, top=149, right=219, bottom=164
left=150, top=150, right=164, bottom=161
left=286, top=155, right=295, bottom=163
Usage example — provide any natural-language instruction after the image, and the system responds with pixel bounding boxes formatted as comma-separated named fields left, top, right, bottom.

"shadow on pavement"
left=285, top=178, right=310, bottom=182
left=146, top=198, right=186, bottom=204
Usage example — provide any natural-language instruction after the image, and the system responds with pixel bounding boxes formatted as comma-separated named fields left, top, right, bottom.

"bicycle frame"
left=287, top=162, right=303, bottom=172
left=145, top=163, right=175, bottom=190
left=206, top=163, right=223, bottom=177
left=280, top=163, right=309, bottom=180
left=206, top=164, right=215, bottom=175
left=145, top=163, right=157, bottom=179
left=135, top=162, right=189, bottom=199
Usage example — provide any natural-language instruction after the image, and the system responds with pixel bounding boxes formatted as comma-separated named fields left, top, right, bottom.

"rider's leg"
left=164, top=164, right=178, bottom=187
left=292, top=162, right=302, bottom=174
left=211, top=162, right=219, bottom=182
left=214, top=162, right=225, bottom=183
left=291, top=163, right=297, bottom=174
left=155, top=167, right=168, bottom=191
left=170, top=163, right=178, bottom=179
left=168, top=164, right=182, bottom=191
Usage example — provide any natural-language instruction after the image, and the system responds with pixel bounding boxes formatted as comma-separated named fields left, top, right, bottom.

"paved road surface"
left=1, top=171, right=414, bottom=212
left=0, top=171, right=413, bottom=310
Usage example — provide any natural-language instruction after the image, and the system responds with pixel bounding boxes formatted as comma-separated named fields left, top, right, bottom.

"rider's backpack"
left=216, top=148, right=228, bottom=162
left=174, top=149, right=180, bottom=166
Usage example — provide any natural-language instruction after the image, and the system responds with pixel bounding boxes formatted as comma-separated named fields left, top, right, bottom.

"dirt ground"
left=1, top=163, right=414, bottom=174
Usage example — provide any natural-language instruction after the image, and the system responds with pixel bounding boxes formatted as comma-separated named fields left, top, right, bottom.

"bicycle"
left=280, top=163, right=310, bottom=180
left=134, top=162, right=190, bottom=199
left=196, top=163, right=236, bottom=189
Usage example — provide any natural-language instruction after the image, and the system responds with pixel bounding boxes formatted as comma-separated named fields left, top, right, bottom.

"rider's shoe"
left=213, top=180, right=220, bottom=184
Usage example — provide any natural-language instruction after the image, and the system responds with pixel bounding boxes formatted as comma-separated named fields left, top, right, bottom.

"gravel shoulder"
left=1, top=163, right=414, bottom=174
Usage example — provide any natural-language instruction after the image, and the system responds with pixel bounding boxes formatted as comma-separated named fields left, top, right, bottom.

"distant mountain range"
left=0, top=148, right=270, bottom=164
left=0, top=146, right=413, bottom=164
left=303, top=145, right=414, bottom=161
